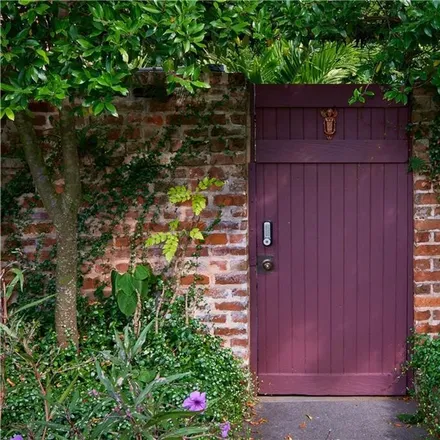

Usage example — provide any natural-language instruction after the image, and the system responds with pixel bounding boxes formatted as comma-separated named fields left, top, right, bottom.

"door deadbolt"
left=262, top=259, right=274, bottom=271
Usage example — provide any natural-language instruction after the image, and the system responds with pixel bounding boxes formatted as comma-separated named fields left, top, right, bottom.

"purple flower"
left=183, top=391, right=207, bottom=412
left=220, top=421, right=231, bottom=438
left=88, top=389, right=99, bottom=397
left=10, top=435, right=23, bottom=440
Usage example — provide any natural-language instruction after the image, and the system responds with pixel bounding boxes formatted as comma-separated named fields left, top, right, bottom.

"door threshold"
left=258, top=396, right=408, bottom=403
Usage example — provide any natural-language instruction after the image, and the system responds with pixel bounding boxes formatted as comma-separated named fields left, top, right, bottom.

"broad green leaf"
left=192, top=80, right=210, bottom=89
left=36, top=49, right=49, bottom=63
left=133, top=264, right=152, bottom=280
left=0, top=83, right=17, bottom=92
left=93, top=101, right=105, bottom=115
left=118, top=272, right=134, bottom=296
left=5, top=108, right=14, bottom=121
left=117, top=289, right=137, bottom=316
left=105, top=102, right=118, bottom=117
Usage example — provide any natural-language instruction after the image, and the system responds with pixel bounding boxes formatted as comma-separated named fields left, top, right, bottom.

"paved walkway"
left=254, top=397, right=428, bottom=440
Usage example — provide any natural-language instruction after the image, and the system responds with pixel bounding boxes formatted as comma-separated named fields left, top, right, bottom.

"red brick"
left=83, top=278, right=99, bottom=289
left=215, top=274, right=247, bottom=284
left=414, top=284, right=431, bottom=295
left=180, top=274, right=209, bottom=285
left=414, top=260, right=431, bottom=271
left=435, top=232, right=440, bottom=242
left=210, top=314, right=227, bottom=323
left=144, top=115, right=163, bottom=126
left=228, top=138, right=246, bottom=151
left=230, top=114, right=246, bottom=125
left=166, top=114, right=198, bottom=125
left=210, top=114, right=227, bottom=125
left=32, top=114, right=47, bottom=126
left=210, top=138, right=228, bottom=152
left=184, top=247, right=209, bottom=257
left=125, top=127, right=141, bottom=139
left=215, top=301, right=246, bottom=311
left=23, top=223, right=54, bottom=234
left=231, top=338, right=248, bottom=347
left=433, top=310, right=440, bottom=320
left=210, top=261, right=228, bottom=271
left=415, top=323, right=430, bottom=334
left=415, top=220, right=440, bottom=231
left=115, top=237, right=130, bottom=247
left=417, top=194, right=438, bottom=205
left=231, top=312, right=247, bottom=323
left=414, top=245, right=440, bottom=256
left=214, top=327, right=247, bottom=336
left=115, top=263, right=129, bottom=272
left=205, top=233, right=228, bottom=245
left=415, top=232, right=431, bottom=243
left=428, top=324, right=440, bottom=333
left=107, top=129, right=121, bottom=140
left=149, top=99, right=177, bottom=112
left=210, top=247, right=247, bottom=256
left=414, top=296, right=440, bottom=307
left=214, top=195, right=246, bottom=206
left=104, top=115, right=124, bottom=125
left=414, top=310, right=431, bottom=321
left=228, top=234, right=246, bottom=244
left=44, top=237, right=57, bottom=246
left=414, top=180, right=432, bottom=190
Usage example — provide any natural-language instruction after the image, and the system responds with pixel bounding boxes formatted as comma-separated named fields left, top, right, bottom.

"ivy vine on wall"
left=0, top=90, right=234, bottom=323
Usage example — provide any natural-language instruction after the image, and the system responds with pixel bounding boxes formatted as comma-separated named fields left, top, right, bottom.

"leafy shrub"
left=407, top=334, right=440, bottom=438
left=1, top=293, right=254, bottom=438
left=45, top=324, right=212, bottom=439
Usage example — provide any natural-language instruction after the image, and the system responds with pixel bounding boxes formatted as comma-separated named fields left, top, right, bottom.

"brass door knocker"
left=320, top=108, right=338, bottom=140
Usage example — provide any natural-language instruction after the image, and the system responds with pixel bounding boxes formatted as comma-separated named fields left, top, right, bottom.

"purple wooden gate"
left=250, top=85, right=412, bottom=395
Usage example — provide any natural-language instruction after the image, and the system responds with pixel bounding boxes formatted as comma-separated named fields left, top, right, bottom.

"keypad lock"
left=263, top=221, right=272, bottom=246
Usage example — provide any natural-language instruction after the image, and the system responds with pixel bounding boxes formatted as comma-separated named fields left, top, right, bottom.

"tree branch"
left=59, top=105, right=81, bottom=214
left=15, top=111, right=62, bottom=220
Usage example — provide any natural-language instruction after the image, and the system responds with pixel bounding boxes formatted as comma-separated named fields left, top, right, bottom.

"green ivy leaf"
left=168, top=186, right=191, bottom=204
left=163, top=234, right=179, bottom=262
left=189, top=227, right=204, bottom=241
left=191, top=193, right=206, bottom=215
left=169, top=219, right=179, bottom=231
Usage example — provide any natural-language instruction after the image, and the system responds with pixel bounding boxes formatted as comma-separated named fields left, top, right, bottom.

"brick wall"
left=412, top=88, right=440, bottom=334
left=0, top=72, right=252, bottom=359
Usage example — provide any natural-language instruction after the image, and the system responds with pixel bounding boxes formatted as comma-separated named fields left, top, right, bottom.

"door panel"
left=253, top=85, right=412, bottom=396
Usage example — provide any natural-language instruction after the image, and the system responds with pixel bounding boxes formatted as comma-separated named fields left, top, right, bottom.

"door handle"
left=262, top=259, right=274, bottom=271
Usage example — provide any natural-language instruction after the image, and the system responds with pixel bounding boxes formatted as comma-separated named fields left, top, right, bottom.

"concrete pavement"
left=253, top=397, right=428, bottom=440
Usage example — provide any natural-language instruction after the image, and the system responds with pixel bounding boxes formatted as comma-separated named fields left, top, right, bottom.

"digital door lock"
left=263, top=221, right=272, bottom=246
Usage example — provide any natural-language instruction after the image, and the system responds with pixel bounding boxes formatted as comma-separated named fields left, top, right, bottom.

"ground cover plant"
left=399, top=335, right=440, bottom=439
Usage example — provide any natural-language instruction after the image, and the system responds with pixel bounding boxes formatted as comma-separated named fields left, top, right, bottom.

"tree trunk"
left=15, top=108, right=81, bottom=346
left=54, top=217, right=79, bottom=347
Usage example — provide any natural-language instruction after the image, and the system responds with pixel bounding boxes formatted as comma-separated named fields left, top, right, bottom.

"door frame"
left=248, top=84, right=414, bottom=391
